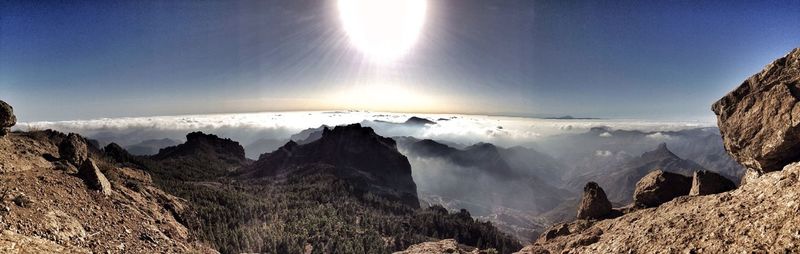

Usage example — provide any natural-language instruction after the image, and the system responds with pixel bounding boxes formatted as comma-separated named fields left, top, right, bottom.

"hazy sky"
left=1, top=0, right=799, bottom=121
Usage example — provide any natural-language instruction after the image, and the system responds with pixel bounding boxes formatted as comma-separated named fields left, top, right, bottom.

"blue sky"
left=1, top=0, right=799, bottom=121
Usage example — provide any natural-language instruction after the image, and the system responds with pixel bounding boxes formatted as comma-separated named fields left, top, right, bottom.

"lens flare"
left=337, top=0, right=427, bottom=63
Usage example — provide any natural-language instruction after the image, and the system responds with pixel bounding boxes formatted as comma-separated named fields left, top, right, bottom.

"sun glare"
left=337, top=0, right=427, bottom=63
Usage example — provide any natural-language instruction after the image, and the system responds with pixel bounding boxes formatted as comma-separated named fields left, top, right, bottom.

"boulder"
left=0, top=100, right=15, bottom=137
left=633, top=170, right=692, bottom=208
left=78, top=159, right=112, bottom=195
left=689, top=170, right=736, bottom=196
left=59, top=133, right=88, bottom=166
left=576, top=182, right=612, bottom=220
left=712, top=47, right=800, bottom=173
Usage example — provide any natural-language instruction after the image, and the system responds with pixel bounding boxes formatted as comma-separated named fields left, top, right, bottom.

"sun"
left=337, top=0, right=427, bottom=63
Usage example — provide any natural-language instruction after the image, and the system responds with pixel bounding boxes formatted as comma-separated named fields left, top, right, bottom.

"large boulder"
left=633, top=170, right=692, bottom=208
left=78, top=159, right=112, bottom=195
left=712, top=47, right=800, bottom=173
left=576, top=182, right=612, bottom=220
left=59, top=133, right=88, bottom=166
left=0, top=100, right=15, bottom=137
left=689, top=170, right=736, bottom=196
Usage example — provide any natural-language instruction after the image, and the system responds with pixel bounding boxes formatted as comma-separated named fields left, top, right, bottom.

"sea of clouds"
left=17, top=111, right=715, bottom=153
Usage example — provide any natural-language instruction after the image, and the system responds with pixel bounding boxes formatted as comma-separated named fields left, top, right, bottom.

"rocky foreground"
left=0, top=130, right=214, bottom=252
left=518, top=163, right=800, bottom=253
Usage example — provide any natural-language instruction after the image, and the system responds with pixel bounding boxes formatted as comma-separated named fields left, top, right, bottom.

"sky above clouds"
left=1, top=0, right=799, bottom=121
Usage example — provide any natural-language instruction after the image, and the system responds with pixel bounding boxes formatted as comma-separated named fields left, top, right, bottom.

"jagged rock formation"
left=517, top=163, right=800, bottom=253
left=77, top=159, right=112, bottom=195
left=150, top=132, right=250, bottom=180
left=633, top=170, right=692, bottom=208
left=153, top=132, right=246, bottom=165
left=576, top=182, right=612, bottom=220
left=241, top=124, right=420, bottom=208
left=690, top=170, right=736, bottom=196
left=0, top=100, right=14, bottom=137
left=712, top=47, right=800, bottom=173
left=59, top=133, right=88, bottom=166
left=580, top=143, right=705, bottom=204
left=0, top=130, right=215, bottom=253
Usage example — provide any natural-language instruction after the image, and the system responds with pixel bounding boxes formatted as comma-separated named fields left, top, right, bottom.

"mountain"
left=99, top=124, right=522, bottom=253
left=403, top=116, right=436, bottom=126
left=124, top=138, right=181, bottom=155
left=240, top=123, right=419, bottom=208
left=570, top=143, right=706, bottom=204
left=538, top=126, right=744, bottom=185
left=397, top=138, right=570, bottom=242
left=243, top=137, right=286, bottom=159
left=149, top=131, right=250, bottom=181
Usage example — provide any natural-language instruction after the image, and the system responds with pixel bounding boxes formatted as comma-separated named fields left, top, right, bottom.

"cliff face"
left=241, top=123, right=420, bottom=208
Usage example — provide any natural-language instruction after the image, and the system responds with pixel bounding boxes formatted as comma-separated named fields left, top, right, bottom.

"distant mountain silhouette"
left=125, top=138, right=181, bottom=155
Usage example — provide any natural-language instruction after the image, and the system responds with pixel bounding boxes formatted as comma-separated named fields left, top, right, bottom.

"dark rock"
left=59, top=133, right=88, bottom=166
left=0, top=100, right=16, bottom=137
left=153, top=132, right=246, bottom=164
left=78, top=159, right=112, bottom=195
left=712, top=47, right=800, bottom=173
left=633, top=170, right=692, bottom=208
left=690, top=170, right=736, bottom=196
left=404, top=116, right=436, bottom=125
left=242, top=123, right=420, bottom=208
left=12, top=193, right=33, bottom=207
left=576, top=182, right=612, bottom=220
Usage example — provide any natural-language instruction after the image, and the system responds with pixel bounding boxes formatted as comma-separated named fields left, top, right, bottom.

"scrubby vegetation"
left=121, top=152, right=520, bottom=253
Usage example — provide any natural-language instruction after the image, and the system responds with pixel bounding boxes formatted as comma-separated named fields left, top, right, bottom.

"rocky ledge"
left=518, top=162, right=800, bottom=253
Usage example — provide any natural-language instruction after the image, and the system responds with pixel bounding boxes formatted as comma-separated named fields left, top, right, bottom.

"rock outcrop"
left=689, top=170, right=736, bottom=196
left=0, top=100, right=14, bottom=137
left=581, top=143, right=707, bottom=204
left=394, top=239, right=490, bottom=254
left=58, top=133, right=88, bottom=166
left=633, top=170, right=692, bottom=208
left=241, top=124, right=420, bottom=208
left=576, top=182, right=612, bottom=220
left=77, top=159, right=112, bottom=195
left=0, top=130, right=215, bottom=253
left=712, top=47, right=800, bottom=173
left=517, top=163, right=800, bottom=254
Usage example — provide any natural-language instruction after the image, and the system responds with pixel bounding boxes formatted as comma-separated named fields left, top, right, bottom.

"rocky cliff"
left=240, top=123, right=420, bottom=208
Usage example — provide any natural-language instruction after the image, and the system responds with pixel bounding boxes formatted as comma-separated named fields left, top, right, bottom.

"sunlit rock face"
left=712, top=47, right=800, bottom=173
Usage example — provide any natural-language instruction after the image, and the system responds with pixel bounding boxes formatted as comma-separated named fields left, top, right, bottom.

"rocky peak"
left=712, top=47, right=800, bottom=173
left=153, top=132, right=246, bottom=164
left=0, top=100, right=15, bottom=137
left=576, top=182, right=613, bottom=220
left=243, top=123, right=419, bottom=208
left=404, top=116, right=436, bottom=126
left=640, top=143, right=675, bottom=160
